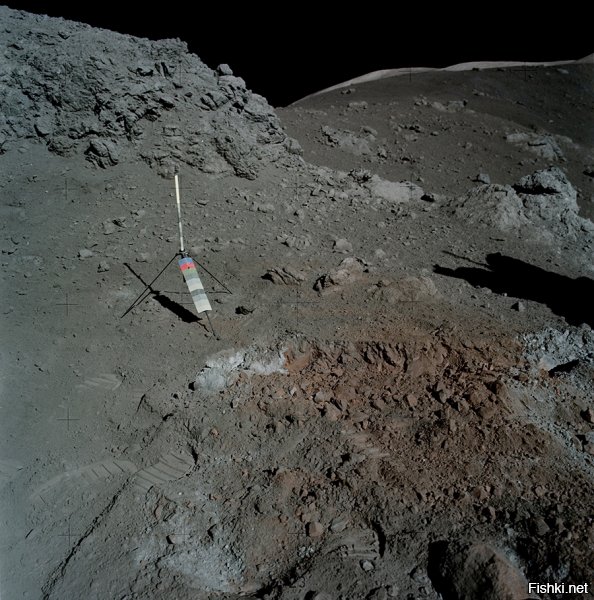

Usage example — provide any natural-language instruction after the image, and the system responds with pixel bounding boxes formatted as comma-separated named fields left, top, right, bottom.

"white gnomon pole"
left=174, top=174, right=184, bottom=254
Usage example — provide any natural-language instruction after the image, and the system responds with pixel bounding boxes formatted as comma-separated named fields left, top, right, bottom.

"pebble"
left=511, top=300, right=526, bottom=312
left=406, top=393, right=418, bottom=408
left=103, top=220, right=116, bottom=235
left=333, top=238, right=353, bottom=253
left=360, top=560, right=375, bottom=572
left=78, top=248, right=93, bottom=259
left=474, top=173, right=491, bottom=184
left=307, top=521, right=324, bottom=538
left=97, top=261, right=110, bottom=272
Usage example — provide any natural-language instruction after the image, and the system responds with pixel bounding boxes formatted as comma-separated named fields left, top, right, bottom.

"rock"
left=431, top=99, right=467, bottom=112
left=349, top=168, right=372, bottom=183
left=367, top=588, right=388, bottom=600
left=214, top=134, right=259, bottom=180
left=513, top=166, right=574, bottom=196
left=451, top=168, right=594, bottom=244
left=429, top=541, right=538, bottom=600
left=505, top=131, right=563, bottom=160
left=329, top=516, right=349, bottom=533
left=34, top=117, right=53, bottom=137
left=584, top=165, right=594, bottom=178
left=321, top=125, right=373, bottom=156
left=474, top=173, right=491, bottom=184
left=307, top=521, right=324, bottom=538
left=282, top=235, right=311, bottom=250
left=102, top=220, right=116, bottom=235
left=360, top=560, right=375, bottom=572
left=136, top=253, right=150, bottom=263
left=367, top=175, right=424, bottom=203
left=511, top=301, right=525, bottom=312
left=284, top=137, right=303, bottom=155
left=314, top=257, right=366, bottom=291
left=406, top=393, right=418, bottom=408
left=263, top=267, right=305, bottom=285
left=78, top=248, right=93, bottom=259
left=217, top=63, right=233, bottom=76
left=166, top=534, right=185, bottom=545
left=531, top=516, right=550, bottom=536
left=235, top=306, right=254, bottom=315
left=255, top=202, right=275, bottom=213
left=333, top=238, right=352, bottom=253
left=86, top=139, right=119, bottom=168
left=376, top=276, right=440, bottom=303
left=97, top=261, right=110, bottom=272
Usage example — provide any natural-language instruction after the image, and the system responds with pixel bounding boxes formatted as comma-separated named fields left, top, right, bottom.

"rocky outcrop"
left=0, top=6, right=296, bottom=178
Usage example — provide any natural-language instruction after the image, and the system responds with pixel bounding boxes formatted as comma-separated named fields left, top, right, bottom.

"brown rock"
left=307, top=521, right=324, bottom=538
left=406, top=393, right=418, bottom=408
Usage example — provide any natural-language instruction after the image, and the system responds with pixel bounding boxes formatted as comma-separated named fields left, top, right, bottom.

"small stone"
left=136, top=253, right=150, bottom=263
left=532, top=516, right=550, bottom=536
left=581, top=408, right=594, bottom=424
left=333, top=238, right=353, bottom=253
left=511, top=301, right=525, bottom=312
left=97, top=261, right=110, bottom=272
left=474, top=173, right=491, bottom=184
left=406, top=393, right=418, bottom=408
left=360, top=560, right=375, bottom=572
left=78, top=248, right=93, bottom=259
left=166, top=534, right=184, bottom=544
left=103, top=220, right=116, bottom=235
left=307, top=521, right=324, bottom=538
left=330, top=516, right=349, bottom=533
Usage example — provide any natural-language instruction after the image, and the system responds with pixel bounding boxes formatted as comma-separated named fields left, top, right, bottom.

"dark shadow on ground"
left=434, top=252, right=593, bottom=328
left=123, top=263, right=198, bottom=323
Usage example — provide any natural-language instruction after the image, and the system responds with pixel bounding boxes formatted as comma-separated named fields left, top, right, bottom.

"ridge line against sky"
left=3, top=2, right=593, bottom=106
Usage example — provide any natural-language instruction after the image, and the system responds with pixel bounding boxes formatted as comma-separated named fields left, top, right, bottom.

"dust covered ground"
left=1, top=7, right=593, bottom=599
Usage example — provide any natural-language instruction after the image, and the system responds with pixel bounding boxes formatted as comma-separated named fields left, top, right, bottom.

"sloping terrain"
left=1, top=6, right=593, bottom=600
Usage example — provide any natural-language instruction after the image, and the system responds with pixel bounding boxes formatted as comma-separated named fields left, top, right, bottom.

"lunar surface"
left=1, top=6, right=593, bottom=600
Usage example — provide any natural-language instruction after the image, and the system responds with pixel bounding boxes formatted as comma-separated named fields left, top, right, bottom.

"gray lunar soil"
left=1, top=6, right=593, bottom=600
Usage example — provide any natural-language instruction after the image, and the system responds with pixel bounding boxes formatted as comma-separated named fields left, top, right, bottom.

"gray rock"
left=514, top=166, right=573, bottom=196
left=262, top=267, right=305, bottom=285
left=505, top=131, right=564, bottom=160
left=86, top=139, right=119, bottom=168
left=102, top=220, right=116, bottom=235
left=282, top=235, right=311, bottom=250
left=367, top=175, right=424, bottom=203
left=284, top=136, right=303, bottom=155
left=430, top=541, right=538, bottom=600
left=97, top=261, right=110, bottom=272
left=321, top=125, right=373, bottom=156
left=333, top=238, right=353, bottom=253
left=78, top=248, right=93, bottom=259
left=217, top=63, right=233, bottom=76
left=360, top=560, right=375, bottom=572
left=474, top=173, right=491, bottom=184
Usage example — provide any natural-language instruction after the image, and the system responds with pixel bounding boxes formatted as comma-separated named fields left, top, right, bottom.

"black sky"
left=3, top=2, right=592, bottom=106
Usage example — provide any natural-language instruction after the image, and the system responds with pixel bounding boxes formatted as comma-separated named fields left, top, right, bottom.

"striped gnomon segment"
left=178, top=257, right=212, bottom=314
